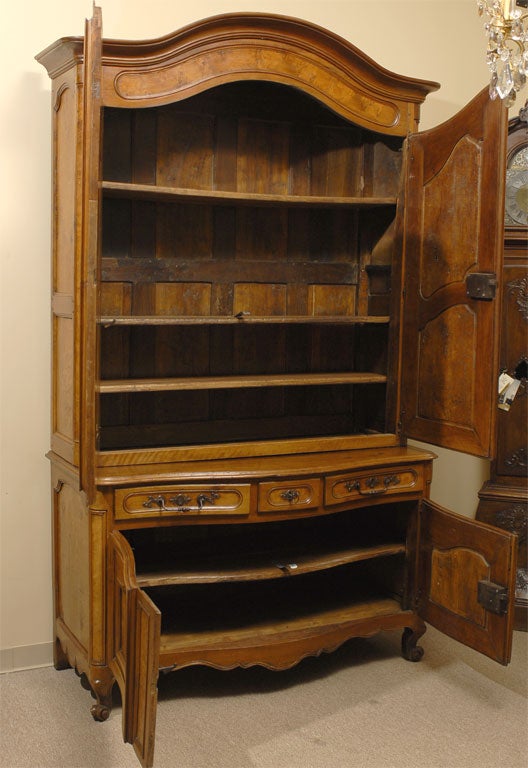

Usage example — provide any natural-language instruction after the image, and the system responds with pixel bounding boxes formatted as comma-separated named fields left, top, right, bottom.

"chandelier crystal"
left=477, top=0, right=528, bottom=104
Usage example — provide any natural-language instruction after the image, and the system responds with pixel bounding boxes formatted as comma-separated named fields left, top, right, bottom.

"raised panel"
left=325, top=467, right=421, bottom=506
left=258, top=478, right=321, bottom=512
left=152, top=283, right=212, bottom=316
left=54, top=316, right=75, bottom=440
left=54, top=76, right=77, bottom=294
left=115, top=484, right=251, bottom=520
left=418, top=500, right=516, bottom=664
left=309, top=284, right=356, bottom=316
left=429, top=547, right=487, bottom=625
left=417, top=305, right=476, bottom=425
left=233, top=283, right=287, bottom=316
left=420, top=136, right=480, bottom=299
left=403, top=89, right=507, bottom=456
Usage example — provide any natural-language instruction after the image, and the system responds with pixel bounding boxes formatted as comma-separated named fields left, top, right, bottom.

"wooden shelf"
left=97, top=372, right=388, bottom=394
left=102, top=180, right=398, bottom=209
left=99, top=315, right=391, bottom=327
left=159, top=598, right=404, bottom=655
left=153, top=570, right=404, bottom=654
left=135, top=542, right=406, bottom=587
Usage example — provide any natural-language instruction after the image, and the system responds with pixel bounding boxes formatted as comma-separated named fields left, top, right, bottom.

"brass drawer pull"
left=196, top=491, right=220, bottom=509
left=344, top=476, right=401, bottom=496
left=143, top=495, right=168, bottom=510
left=142, top=491, right=220, bottom=513
left=280, top=489, right=300, bottom=503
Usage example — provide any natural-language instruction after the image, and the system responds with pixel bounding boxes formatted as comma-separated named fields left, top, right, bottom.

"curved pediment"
left=37, top=13, right=439, bottom=136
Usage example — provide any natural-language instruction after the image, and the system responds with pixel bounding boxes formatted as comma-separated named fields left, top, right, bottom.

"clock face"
left=505, top=145, right=528, bottom=227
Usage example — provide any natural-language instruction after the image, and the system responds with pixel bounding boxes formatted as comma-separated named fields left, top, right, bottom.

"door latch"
left=477, top=580, right=509, bottom=615
left=466, top=273, right=497, bottom=300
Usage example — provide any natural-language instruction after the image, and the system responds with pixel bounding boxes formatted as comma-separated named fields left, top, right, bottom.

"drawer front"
left=258, top=478, right=321, bottom=513
left=325, top=467, right=422, bottom=507
left=114, top=484, right=251, bottom=520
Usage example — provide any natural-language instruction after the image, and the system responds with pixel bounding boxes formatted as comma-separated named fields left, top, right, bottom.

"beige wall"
left=1, top=0, right=524, bottom=666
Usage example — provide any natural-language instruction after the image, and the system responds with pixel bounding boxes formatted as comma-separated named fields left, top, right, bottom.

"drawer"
left=325, top=467, right=422, bottom=507
left=114, top=484, right=251, bottom=520
left=258, top=478, right=321, bottom=513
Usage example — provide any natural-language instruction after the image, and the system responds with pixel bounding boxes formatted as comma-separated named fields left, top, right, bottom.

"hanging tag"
left=498, top=379, right=521, bottom=411
left=498, top=372, right=514, bottom=395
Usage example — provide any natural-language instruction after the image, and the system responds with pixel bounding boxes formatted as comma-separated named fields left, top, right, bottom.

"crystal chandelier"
left=477, top=0, right=528, bottom=104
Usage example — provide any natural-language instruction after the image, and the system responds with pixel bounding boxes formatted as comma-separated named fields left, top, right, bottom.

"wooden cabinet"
left=37, top=8, right=518, bottom=767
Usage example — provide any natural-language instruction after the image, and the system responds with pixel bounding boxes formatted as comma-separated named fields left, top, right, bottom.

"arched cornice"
left=37, top=13, right=440, bottom=135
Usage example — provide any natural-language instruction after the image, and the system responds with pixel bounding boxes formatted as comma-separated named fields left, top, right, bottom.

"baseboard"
left=0, top=642, right=54, bottom=673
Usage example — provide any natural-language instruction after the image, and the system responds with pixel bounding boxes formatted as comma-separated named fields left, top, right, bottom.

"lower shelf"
left=150, top=565, right=407, bottom=666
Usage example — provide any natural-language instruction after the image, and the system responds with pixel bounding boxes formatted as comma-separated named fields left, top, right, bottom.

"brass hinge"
left=477, top=580, right=509, bottom=615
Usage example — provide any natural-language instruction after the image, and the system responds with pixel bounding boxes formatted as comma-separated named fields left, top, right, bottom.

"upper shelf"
left=101, top=181, right=398, bottom=209
left=98, top=315, right=391, bottom=327
left=97, top=372, right=388, bottom=394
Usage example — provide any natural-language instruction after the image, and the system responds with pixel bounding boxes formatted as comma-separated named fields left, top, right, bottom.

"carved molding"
left=505, top=446, right=528, bottom=469
left=507, top=276, right=528, bottom=321
left=53, top=82, right=69, bottom=112
left=495, top=505, right=527, bottom=541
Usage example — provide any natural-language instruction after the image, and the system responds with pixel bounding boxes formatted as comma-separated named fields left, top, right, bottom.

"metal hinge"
left=477, top=580, right=509, bottom=615
left=466, top=273, right=497, bottom=300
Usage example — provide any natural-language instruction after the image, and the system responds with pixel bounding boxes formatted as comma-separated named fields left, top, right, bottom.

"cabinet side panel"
left=56, top=483, right=90, bottom=651
left=54, top=75, right=77, bottom=294
left=51, top=71, right=81, bottom=463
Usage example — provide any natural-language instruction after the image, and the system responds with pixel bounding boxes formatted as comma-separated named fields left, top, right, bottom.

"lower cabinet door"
left=418, top=500, right=517, bottom=664
left=109, top=532, right=161, bottom=768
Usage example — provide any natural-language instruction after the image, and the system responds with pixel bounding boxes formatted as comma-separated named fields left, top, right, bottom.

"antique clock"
left=505, top=103, right=528, bottom=227
left=477, top=101, right=528, bottom=630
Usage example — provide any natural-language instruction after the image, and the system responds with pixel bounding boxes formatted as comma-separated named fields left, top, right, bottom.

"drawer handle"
left=142, top=495, right=168, bottom=510
left=142, top=492, right=220, bottom=513
left=196, top=491, right=220, bottom=509
left=343, top=474, right=402, bottom=497
left=280, top=489, right=300, bottom=503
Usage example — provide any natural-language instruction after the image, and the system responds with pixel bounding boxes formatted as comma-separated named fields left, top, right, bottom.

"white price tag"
left=498, top=378, right=521, bottom=411
left=498, top=372, right=514, bottom=395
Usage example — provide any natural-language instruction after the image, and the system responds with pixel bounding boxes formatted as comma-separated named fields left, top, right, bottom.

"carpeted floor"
left=1, top=625, right=526, bottom=768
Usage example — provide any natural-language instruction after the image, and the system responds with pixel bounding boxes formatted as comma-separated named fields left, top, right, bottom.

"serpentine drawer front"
left=114, top=484, right=251, bottom=520
left=258, top=478, right=321, bottom=513
left=325, top=467, right=422, bottom=506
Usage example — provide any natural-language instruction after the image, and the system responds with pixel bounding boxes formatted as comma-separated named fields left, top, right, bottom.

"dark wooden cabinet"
left=477, top=105, right=528, bottom=631
left=37, top=8, right=517, bottom=767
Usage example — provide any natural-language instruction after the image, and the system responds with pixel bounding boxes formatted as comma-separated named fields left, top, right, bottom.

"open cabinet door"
left=401, top=89, right=507, bottom=456
left=80, top=6, right=103, bottom=493
left=418, top=500, right=517, bottom=664
left=109, top=532, right=161, bottom=768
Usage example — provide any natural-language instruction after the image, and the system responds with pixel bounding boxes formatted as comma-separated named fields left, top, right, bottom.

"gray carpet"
left=1, top=626, right=526, bottom=768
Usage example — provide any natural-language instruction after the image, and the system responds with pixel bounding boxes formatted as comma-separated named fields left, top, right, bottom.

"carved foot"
left=77, top=669, right=115, bottom=722
left=401, top=624, right=426, bottom=662
left=91, top=702, right=111, bottom=722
